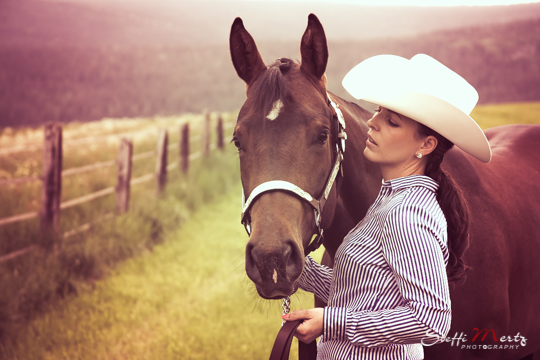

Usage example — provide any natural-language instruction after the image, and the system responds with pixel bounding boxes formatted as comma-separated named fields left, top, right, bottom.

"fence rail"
left=0, top=176, right=42, bottom=186
left=62, top=160, right=116, bottom=177
left=60, top=187, right=115, bottom=210
left=0, top=124, right=187, bottom=155
left=1, top=123, right=233, bottom=183
left=0, top=211, right=40, bottom=227
left=0, top=245, right=38, bottom=263
left=0, top=114, right=231, bottom=263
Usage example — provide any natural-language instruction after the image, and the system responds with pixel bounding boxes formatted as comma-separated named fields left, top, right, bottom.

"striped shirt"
left=299, top=174, right=451, bottom=360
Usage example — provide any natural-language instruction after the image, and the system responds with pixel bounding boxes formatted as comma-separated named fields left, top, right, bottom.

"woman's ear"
left=420, top=136, right=438, bottom=155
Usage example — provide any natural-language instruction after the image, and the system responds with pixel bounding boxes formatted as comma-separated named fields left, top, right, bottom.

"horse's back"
left=446, top=124, right=540, bottom=203
left=426, top=124, right=540, bottom=359
left=486, top=124, right=540, bottom=164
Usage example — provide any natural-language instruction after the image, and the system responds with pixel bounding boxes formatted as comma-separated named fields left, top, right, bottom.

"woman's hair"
left=417, top=123, right=471, bottom=284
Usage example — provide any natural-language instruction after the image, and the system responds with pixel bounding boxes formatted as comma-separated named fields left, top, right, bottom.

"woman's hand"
left=282, top=308, right=324, bottom=343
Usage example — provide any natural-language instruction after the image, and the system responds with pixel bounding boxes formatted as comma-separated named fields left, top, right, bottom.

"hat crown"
left=407, top=54, right=478, bottom=115
left=343, top=54, right=478, bottom=115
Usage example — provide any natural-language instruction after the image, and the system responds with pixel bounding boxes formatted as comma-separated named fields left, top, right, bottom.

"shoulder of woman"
left=385, top=190, right=446, bottom=228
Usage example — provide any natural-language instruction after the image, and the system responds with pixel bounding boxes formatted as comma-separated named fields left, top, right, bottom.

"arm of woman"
left=297, top=255, right=333, bottom=304
left=323, top=201, right=451, bottom=347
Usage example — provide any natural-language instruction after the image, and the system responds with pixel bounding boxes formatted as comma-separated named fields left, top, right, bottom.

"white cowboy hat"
left=342, top=54, right=492, bottom=163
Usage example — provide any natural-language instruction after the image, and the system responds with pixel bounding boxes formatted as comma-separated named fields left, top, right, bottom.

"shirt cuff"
left=297, top=256, right=312, bottom=290
left=323, top=307, right=348, bottom=342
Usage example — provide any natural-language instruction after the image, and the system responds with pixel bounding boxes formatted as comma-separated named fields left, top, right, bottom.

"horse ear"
left=230, top=17, right=267, bottom=86
left=300, top=14, right=328, bottom=80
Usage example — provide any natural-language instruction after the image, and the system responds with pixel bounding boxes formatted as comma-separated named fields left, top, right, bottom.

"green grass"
left=0, top=112, right=241, bottom=341
left=0, top=185, right=324, bottom=360
left=471, top=101, right=540, bottom=129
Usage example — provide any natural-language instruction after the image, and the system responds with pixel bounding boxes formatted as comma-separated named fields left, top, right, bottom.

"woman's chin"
left=363, top=147, right=378, bottom=163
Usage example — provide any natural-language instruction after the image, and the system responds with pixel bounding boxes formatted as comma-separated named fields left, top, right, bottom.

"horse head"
left=229, top=14, right=345, bottom=299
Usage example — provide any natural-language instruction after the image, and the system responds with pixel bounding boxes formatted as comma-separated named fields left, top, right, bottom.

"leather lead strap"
left=269, top=320, right=317, bottom=360
left=299, top=338, right=318, bottom=360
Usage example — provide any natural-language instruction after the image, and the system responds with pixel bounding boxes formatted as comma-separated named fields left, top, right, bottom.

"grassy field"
left=0, top=111, right=241, bottom=343
left=0, top=184, right=324, bottom=360
left=470, top=101, right=540, bottom=129
left=0, top=101, right=538, bottom=359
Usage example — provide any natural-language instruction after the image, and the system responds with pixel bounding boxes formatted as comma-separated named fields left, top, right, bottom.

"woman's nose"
left=367, top=114, right=379, bottom=130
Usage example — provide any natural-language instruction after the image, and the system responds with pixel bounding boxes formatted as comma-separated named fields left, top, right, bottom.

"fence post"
left=217, top=115, right=224, bottom=151
left=155, top=129, right=168, bottom=194
left=202, top=110, right=210, bottom=157
left=180, top=123, right=189, bottom=173
left=40, top=123, right=62, bottom=252
left=116, top=138, right=133, bottom=214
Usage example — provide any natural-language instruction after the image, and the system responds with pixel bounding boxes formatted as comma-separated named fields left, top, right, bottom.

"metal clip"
left=282, top=296, right=291, bottom=326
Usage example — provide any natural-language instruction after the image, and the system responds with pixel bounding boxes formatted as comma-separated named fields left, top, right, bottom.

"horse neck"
left=324, top=97, right=382, bottom=258
left=343, top=104, right=382, bottom=212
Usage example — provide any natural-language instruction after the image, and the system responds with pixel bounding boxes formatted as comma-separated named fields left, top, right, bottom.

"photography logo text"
left=422, top=328, right=527, bottom=350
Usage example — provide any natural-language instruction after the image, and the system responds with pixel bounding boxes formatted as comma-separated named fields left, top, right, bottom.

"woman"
left=282, top=54, right=492, bottom=359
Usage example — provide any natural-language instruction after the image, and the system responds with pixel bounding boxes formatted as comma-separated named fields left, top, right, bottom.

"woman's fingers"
left=282, top=309, right=310, bottom=321
left=296, top=321, right=320, bottom=343
left=282, top=308, right=324, bottom=343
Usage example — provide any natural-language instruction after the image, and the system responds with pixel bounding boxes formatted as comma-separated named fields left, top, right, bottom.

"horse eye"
left=317, top=132, right=329, bottom=144
left=231, top=137, right=242, bottom=150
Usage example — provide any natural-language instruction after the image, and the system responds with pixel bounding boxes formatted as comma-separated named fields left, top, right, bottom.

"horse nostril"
left=245, top=242, right=262, bottom=284
left=285, top=240, right=303, bottom=282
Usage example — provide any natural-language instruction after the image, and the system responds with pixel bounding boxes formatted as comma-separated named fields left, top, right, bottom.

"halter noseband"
left=240, top=93, right=347, bottom=256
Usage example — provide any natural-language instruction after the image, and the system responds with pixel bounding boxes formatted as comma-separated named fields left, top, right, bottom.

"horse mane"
left=249, top=58, right=295, bottom=116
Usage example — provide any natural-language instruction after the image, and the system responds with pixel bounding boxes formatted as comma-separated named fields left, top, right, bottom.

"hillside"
left=326, top=18, right=540, bottom=105
left=1, top=0, right=540, bottom=126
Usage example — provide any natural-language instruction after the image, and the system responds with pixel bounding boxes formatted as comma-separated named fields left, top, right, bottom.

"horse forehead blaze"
left=266, top=99, right=283, bottom=121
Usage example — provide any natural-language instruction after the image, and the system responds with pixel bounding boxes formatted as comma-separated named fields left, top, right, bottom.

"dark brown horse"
left=230, top=14, right=540, bottom=360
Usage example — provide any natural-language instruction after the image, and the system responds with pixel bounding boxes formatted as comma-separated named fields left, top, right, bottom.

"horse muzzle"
left=245, top=237, right=304, bottom=299
left=244, top=192, right=311, bottom=299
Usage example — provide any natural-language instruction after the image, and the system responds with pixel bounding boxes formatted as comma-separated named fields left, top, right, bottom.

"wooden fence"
left=0, top=112, right=231, bottom=263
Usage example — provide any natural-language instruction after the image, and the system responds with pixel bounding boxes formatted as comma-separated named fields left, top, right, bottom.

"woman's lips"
left=367, top=134, right=378, bottom=146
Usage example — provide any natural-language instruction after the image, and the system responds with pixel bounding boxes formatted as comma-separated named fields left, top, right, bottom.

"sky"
left=71, top=0, right=540, bottom=7
left=245, top=0, right=540, bottom=5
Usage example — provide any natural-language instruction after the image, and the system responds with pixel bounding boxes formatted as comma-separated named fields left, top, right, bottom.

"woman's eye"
left=388, top=119, right=399, bottom=127
left=317, top=132, right=329, bottom=144
left=375, top=106, right=381, bottom=113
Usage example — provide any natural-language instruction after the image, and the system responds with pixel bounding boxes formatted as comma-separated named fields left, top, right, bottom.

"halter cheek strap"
left=240, top=93, right=347, bottom=256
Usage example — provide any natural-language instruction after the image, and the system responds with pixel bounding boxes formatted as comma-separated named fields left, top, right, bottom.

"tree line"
left=0, top=18, right=539, bottom=127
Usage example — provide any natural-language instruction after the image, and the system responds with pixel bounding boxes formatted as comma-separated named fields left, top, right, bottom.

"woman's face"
left=364, top=106, right=425, bottom=172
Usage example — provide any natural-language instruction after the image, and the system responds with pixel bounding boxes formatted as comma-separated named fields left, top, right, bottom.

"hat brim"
left=361, top=91, right=492, bottom=163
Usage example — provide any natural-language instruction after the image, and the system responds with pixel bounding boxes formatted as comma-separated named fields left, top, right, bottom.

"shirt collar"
left=382, top=174, right=439, bottom=193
